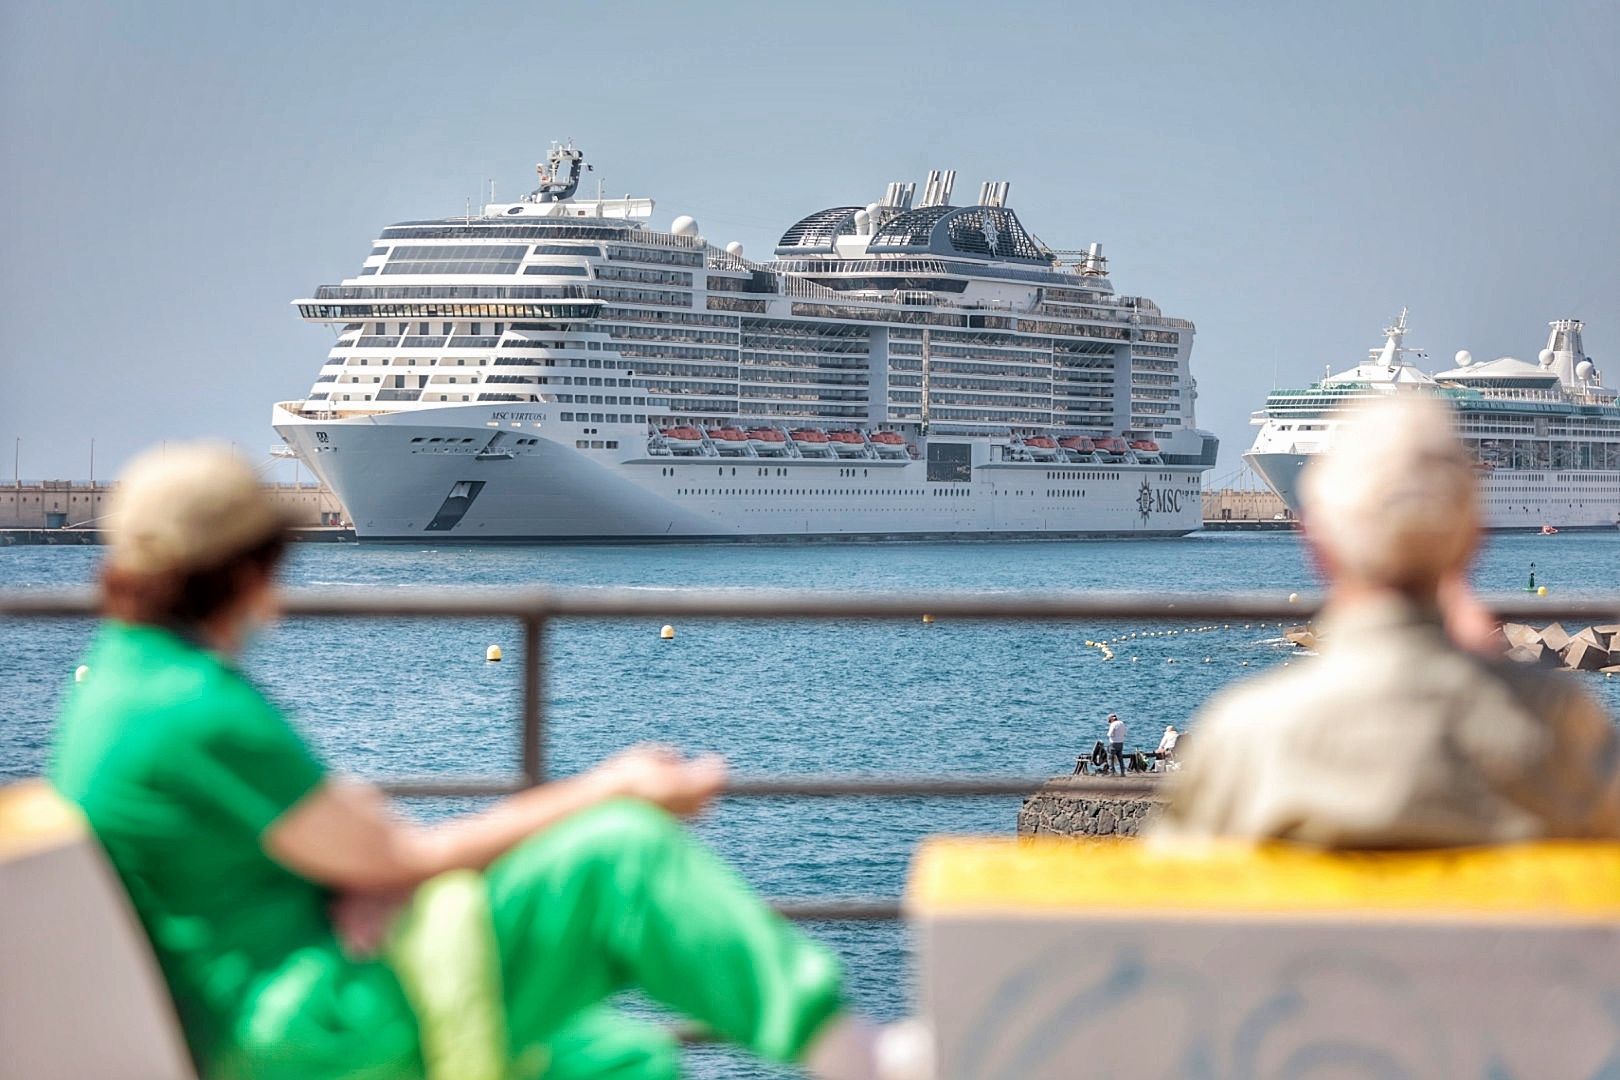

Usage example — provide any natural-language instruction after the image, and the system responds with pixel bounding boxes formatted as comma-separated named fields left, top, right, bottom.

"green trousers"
left=486, top=799, right=845, bottom=1078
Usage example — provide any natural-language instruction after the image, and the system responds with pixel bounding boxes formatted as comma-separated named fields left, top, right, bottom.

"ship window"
left=524, top=265, right=588, bottom=276
left=381, top=244, right=527, bottom=275
left=533, top=244, right=601, bottom=256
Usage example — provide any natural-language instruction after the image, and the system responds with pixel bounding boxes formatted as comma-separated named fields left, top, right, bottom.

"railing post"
left=521, top=615, right=546, bottom=786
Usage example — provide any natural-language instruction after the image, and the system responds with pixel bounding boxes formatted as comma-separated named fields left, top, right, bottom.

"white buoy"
left=660, top=624, right=676, bottom=640
left=1288, top=593, right=1299, bottom=604
left=485, top=645, right=503, bottom=662
left=74, top=664, right=90, bottom=683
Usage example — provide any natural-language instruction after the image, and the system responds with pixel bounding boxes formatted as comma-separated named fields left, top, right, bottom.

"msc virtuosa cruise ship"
left=274, top=143, right=1217, bottom=541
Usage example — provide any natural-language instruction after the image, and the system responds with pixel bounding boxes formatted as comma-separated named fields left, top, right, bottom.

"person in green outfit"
left=51, top=444, right=928, bottom=1080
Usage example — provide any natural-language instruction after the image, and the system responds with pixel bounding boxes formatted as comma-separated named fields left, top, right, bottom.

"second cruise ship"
left=274, top=143, right=1217, bottom=541
left=1246, top=312, right=1620, bottom=529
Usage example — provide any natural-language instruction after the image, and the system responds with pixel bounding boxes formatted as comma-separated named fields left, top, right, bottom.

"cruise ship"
left=274, top=143, right=1217, bottom=541
left=1245, top=312, right=1620, bottom=529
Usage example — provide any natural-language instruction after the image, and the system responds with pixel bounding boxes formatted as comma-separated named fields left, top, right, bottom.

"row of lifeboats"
left=1011, top=435, right=1162, bottom=464
left=655, top=425, right=915, bottom=459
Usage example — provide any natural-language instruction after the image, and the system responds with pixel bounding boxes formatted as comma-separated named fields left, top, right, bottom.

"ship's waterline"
left=278, top=403, right=1205, bottom=540
left=274, top=142, right=1216, bottom=541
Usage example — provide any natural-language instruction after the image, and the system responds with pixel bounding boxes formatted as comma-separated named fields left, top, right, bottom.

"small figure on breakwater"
left=1107, top=714, right=1127, bottom=776
left=1154, top=724, right=1181, bottom=768
left=1157, top=396, right=1620, bottom=847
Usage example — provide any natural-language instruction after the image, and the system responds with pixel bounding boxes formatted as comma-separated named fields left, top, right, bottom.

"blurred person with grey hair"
left=1156, top=394, right=1620, bottom=846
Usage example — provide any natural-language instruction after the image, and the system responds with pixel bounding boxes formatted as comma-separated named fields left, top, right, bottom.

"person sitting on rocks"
left=1155, top=396, right=1620, bottom=847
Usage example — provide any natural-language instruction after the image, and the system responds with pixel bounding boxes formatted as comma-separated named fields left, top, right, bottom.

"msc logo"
left=315, top=431, right=329, bottom=444
left=1137, top=479, right=1183, bottom=524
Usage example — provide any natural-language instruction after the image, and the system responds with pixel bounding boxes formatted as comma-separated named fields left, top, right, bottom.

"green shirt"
left=52, top=621, right=419, bottom=1079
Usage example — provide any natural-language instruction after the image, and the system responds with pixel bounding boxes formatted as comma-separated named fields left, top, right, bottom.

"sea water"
left=3, top=531, right=1617, bottom=1077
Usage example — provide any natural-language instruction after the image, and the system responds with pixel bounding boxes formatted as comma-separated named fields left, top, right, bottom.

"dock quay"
left=1200, top=486, right=1294, bottom=531
left=2, top=481, right=346, bottom=540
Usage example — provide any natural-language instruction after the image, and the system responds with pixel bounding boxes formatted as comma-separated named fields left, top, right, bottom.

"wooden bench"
left=908, top=836, right=1620, bottom=1079
left=0, top=781, right=197, bottom=1079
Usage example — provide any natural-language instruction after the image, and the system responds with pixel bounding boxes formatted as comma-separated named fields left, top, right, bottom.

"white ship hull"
left=277, top=405, right=1206, bottom=541
left=1246, top=449, right=1620, bottom=530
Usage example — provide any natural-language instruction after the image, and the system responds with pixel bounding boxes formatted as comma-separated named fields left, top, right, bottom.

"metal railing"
left=7, top=586, right=1618, bottom=920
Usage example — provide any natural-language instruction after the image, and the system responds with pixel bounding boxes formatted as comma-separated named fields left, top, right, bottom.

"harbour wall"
left=1201, top=487, right=1291, bottom=525
left=1017, top=778, right=1168, bottom=837
left=1, top=482, right=343, bottom=530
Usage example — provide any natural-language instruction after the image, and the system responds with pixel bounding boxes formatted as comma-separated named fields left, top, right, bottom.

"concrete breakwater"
left=1500, top=622, right=1620, bottom=672
left=1017, top=778, right=1167, bottom=837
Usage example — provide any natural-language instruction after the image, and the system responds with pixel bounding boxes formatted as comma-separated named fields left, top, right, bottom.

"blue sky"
left=2, top=0, right=1616, bottom=482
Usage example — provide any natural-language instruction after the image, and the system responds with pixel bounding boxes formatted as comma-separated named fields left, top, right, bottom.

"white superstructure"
left=274, top=144, right=1217, bottom=541
left=1246, top=312, right=1620, bottom=529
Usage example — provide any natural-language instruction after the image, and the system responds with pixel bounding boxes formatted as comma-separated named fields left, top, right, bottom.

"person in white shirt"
left=1155, top=724, right=1180, bottom=768
left=1107, top=714, right=1127, bottom=775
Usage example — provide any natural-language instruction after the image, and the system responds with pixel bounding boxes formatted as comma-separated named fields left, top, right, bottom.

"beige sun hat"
left=105, top=443, right=294, bottom=575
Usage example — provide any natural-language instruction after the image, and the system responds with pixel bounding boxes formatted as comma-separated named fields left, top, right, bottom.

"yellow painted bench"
left=908, top=836, right=1620, bottom=1080
left=0, top=781, right=197, bottom=1079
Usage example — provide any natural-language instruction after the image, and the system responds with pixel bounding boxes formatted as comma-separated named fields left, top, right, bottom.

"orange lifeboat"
left=1058, top=436, right=1096, bottom=453
left=829, top=430, right=867, bottom=457
left=870, top=430, right=909, bottom=458
left=1095, top=436, right=1129, bottom=456
left=660, top=426, right=704, bottom=452
left=790, top=427, right=833, bottom=455
left=1129, top=440, right=1160, bottom=453
left=1023, top=435, right=1060, bottom=460
left=746, top=427, right=787, bottom=453
left=707, top=426, right=749, bottom=454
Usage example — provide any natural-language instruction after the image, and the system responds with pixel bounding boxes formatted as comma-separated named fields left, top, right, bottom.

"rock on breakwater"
left=1017, top=778, right=1168, bottom=837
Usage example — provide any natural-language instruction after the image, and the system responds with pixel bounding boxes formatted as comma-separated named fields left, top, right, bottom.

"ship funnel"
left=920, top=169, right=956, bottom=208
left=882, top=182, right=915, bottom=211
left=1545, top=319, right=1585, bottom=386
left=977, top=180, right=1011, bottom=207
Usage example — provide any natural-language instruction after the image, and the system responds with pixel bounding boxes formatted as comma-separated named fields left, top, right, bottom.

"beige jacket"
left=1155, top=597, right=1620, bottom=847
